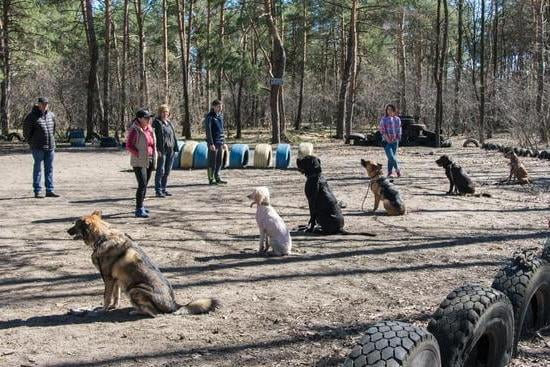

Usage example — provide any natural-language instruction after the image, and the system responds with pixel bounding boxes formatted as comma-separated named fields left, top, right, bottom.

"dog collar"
left=92, top=236, right=108, bottom=250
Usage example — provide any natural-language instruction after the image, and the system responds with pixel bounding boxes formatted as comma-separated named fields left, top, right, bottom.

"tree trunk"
left=110, top=16, right=122, bottom=139
left=532, top=0, right=546, bottom=142
left=489, top=0, right=499, bottom=138
left=217, top=0, right=225, bottom=100
left=264, top=0, right=285, bottom=144
left=101, top=0, right=111, bottom=137
left=83, top=0, right=100, bottom=138
left=0, top=0, right=11, bottom=136
left=434, top=0, right=449, bottom=148
left=205, top=0, right=211, bottom=106
left=396, top=6, right=407, bottom=114
left=336, top=0, right=356, bottom=140
left=186, top=0, right=194, bottom=86
left=345, top=0, right=358, bottom=138
left=176, top=0, right=192, bottom=138
left=413, top=34, right=422, bottom=119
left=479, top=0, right=486, bottom=143
left=120, top=0, right=129, bottom=133
left=294, top=0, right=307, bottom=131
left=162, top=0, right=169, bottom=104
left=135, top=0, right=149, bottom=107
left=453, top=0, right=463, bottom=131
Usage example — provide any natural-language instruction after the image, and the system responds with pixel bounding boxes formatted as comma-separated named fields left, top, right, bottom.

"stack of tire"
left=482, top=143, right=550, bottom=160
left=0, top=132, right=23, bottom=142
left=344, top=247, right=550, bottom=366
left=68, top=129, right=86, bottom=147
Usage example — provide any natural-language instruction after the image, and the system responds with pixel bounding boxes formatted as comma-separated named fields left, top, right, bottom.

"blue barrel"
left=69, top=138, right=86, bottom=147
left=229, top=144, right=250, bottom=168
left=68, top=129, right=85, bottom=139
left=172, top=140, right=185, bottom=169
left=275, top=143, right=291, bottom=169
left=193, top=142, right=209, bottom=169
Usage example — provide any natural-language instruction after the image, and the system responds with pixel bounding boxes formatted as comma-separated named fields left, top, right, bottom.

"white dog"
left=247, top=187, right=292, bottom=256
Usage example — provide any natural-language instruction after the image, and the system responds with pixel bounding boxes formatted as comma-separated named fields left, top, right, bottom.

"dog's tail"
left=339, top=229, right=376, bottom=237
left=175, top=298, right=221, bottom=315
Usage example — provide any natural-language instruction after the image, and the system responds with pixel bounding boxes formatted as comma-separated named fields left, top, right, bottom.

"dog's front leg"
left=259, top=230, right=267, bottom=253
left=102, top=278, right=115, bottom=311
left=373, top=193, right=381, bottom=211
left=507, top=168, right=514, bottom=183
left=111, top=282, right=121, bottom=309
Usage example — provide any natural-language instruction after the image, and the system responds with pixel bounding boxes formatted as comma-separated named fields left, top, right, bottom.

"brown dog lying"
left=361, top=159, right=406, bottom=216
left=505, top=151, right=530, bottom=185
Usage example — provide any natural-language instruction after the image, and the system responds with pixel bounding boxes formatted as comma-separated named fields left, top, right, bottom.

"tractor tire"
left=492, top=250, right=550, bottom=355
left=463, top=138, right=480, bottom=148
left=343, top=321, right=441, bottom=367
left=427, top=284, right=514, bottom=367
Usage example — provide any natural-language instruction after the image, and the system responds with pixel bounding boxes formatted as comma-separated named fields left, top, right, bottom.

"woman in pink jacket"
left=126, top=109, right=157, bottom=218
left=379, top=104, right=402, bottom=177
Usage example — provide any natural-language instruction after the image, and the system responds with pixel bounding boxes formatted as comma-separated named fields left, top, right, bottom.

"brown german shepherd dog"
left=361, top=159, right=406, bottom=216
left=505, top=151, right=530, bottom=185
left=67, top=210, right=220, bottom=317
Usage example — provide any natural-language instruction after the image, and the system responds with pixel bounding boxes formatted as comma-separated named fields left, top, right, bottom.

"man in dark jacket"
left=23, top=97, right=59, bottom=198
left=205, top=99, right=226, bottom=185
left=152, top=104, right=179, bottom=197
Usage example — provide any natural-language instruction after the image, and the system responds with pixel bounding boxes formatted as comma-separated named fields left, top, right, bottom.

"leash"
left=361, top=180, right=373, bottom=212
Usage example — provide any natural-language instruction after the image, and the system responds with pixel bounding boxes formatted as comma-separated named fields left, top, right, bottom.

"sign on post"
left=270, top=78, right=284, bottom=86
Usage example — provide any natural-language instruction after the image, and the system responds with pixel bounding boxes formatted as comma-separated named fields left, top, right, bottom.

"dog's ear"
left=377, top=163, right=383, bottom=169
left=91, top=210, right=102, bottom=218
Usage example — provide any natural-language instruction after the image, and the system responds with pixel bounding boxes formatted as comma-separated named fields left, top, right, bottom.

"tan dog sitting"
left=505, top=152, right=530, bottom=185
left=361, top=159, right=406, bottom=216
left=247, top=187, right=292, bottom=256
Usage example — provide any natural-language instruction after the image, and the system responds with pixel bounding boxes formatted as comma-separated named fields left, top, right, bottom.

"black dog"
left=435, top=155, right=476, bottom=195
left=296, top=156, right=344, bottom=234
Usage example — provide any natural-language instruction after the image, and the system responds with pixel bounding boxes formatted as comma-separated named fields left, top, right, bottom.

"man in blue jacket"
left=23, top=97, right=59, bottom=198
left=205, top=99, right=226, bottom=185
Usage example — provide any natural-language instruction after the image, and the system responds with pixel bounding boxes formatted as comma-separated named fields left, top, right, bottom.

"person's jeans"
left=32, top=149, right=55, bottom=193
left=133, top=163, right=153, bottom=210
left=383, top=141, right=400, bottom=174
left=155, top=151, right=175, bottom=193
left=208, top=144, right=223, bottom=178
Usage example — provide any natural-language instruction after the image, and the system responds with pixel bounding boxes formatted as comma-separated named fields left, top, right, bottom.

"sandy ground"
left=0, top=137, right=549, bottom=367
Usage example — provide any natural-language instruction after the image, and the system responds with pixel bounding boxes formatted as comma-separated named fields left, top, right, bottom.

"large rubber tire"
left=491, top=251, right=550, bottom=355
left=172, top=140, right=185, bottom=169
left=463, top=138, right=480, bottom=148
left=298, top=142, right=314, bottom=159
left=275, top=143, right=291, bottom=169
left=7, top=132, right=23, bottom=142
left=193, top=142, right=209, bottom=169
left=254, top=143, right=273, bottom=168
left=100, top=137, right=118, bottom=148
left=181, top=140, right=199, bottom=169
left=229, top=143, right=250, bottom=168
left=427, top=284, right=514, bottom=367
left=343, top=321, right=441, bottom=367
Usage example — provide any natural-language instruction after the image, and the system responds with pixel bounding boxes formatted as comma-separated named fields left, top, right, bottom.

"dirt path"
left=0, top=139, right=549, bottom=366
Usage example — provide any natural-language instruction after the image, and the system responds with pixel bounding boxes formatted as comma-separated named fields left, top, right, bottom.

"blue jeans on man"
left=155, top=150, right=175, bottom=195
left=32, top=149, right=55, bottom=194
left=383, top=141, right=400, bottom=175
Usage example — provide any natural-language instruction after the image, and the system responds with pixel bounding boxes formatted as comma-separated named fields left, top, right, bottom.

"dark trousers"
left=155, top=151, right=174, bottom=193
left=133, top=162, right=153, bottom=210
left=32, top=149, right=55, bottom=193
left=208, top=144, right=223, bottom=178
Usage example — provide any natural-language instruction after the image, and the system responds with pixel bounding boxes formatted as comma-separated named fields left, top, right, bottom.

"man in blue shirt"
left=205, top=99, right=226, bottom=185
